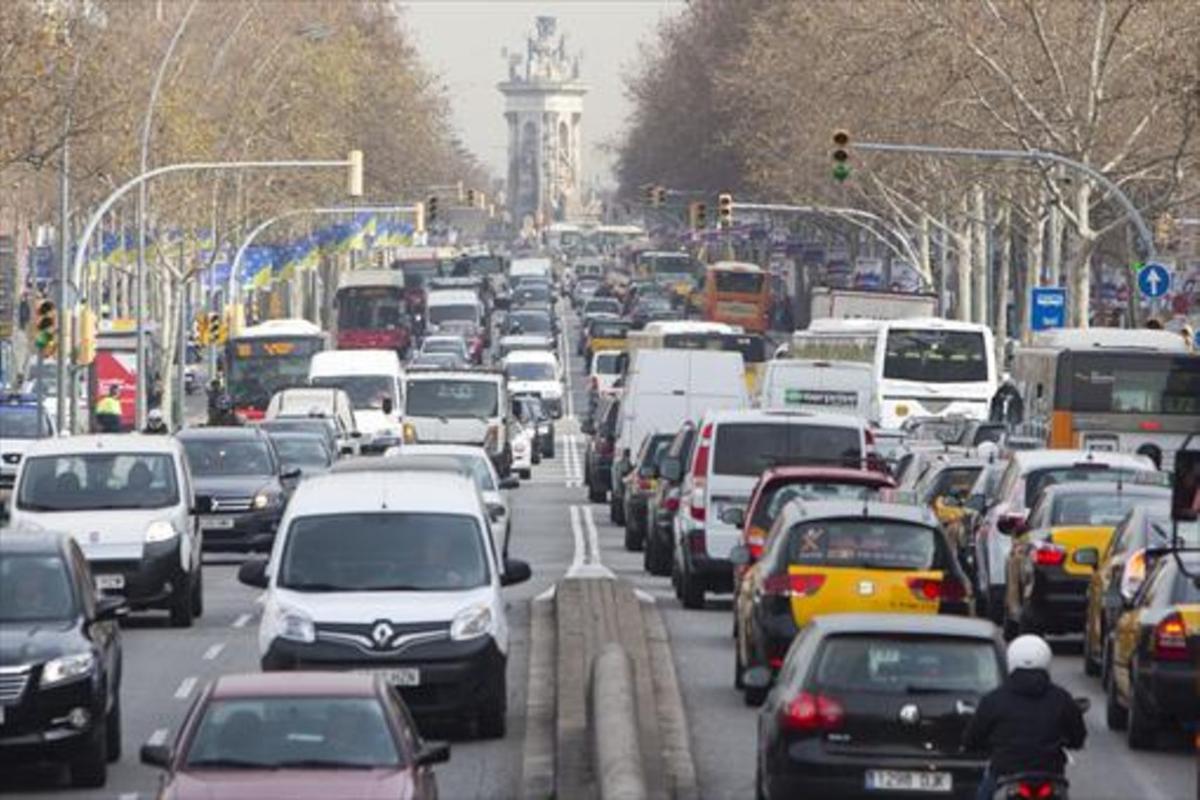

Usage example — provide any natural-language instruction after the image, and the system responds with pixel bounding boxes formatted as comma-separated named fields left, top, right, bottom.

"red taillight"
left=768, top=656, right=784, bottom=669
left=1153, top=612, right=1189, bottom=661
left=748, top=542, right=764, bottom=560
left=689, top=486, right=706, bottom=522
left=686, top=529, right=707, bottom=555
left=779, top=691, right=843, bottom=732
left=906, top=576, right=967, bottom=603
left=1032, top=543, right=1066, bottom=567
left=638, top=477, right=653, bottom=492
left=662, top=494, right=680, bottom=512
left=763, top=573, right=826, bottom=597
left=1016, top=782, right=1055, bottom=799
left=691, top=423, right=713, bottom=478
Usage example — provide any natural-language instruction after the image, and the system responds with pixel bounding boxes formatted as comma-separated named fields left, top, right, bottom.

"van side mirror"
left=94, top=595, right=128, bottom=621
left=381, top=397, right=394, bottom=415
left=140, top=743, right=172, bottom=768
left=729, top=543, right=752, bottom=566
left=487, top=502, right=506, bottom=522
left=416, top=740, right=451, bottom=766
left=238, top=559, right=269, bottom=589
left=501, top=558, right=532, bottom=586
left=192, top=495, right=214, bottom=515
left=499, top=476, right=520, bottom=490
left=996, top=513, right=1027, bottom=536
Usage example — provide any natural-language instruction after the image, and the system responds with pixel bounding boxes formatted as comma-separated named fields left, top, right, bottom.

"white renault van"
left=239, top=469, right=531, bottom=737
left=8, top=434, right=203, bottom=626
left=308, top=349, right=403, bottom=453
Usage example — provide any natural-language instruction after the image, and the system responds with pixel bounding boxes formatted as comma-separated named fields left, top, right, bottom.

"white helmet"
left=1006, top=634, right=1052, bottom=673
left=147, top=408, right=164, bottom=423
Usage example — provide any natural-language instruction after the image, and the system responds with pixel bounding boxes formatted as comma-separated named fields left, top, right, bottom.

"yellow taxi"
left=1105, top=550, right=1200, bottom=749
left=731, top=499, right=971, bottom=703
left=1001, top=480, right=1170, bottom=638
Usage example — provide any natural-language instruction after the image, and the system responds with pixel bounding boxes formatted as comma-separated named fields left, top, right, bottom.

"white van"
left=402, top=369, right=512, bottom=475
left=426, top=289, right=484, bottom=336
left=502, top=350, right=564, bottom=418
left=668, top=409, right=875, bottom=608
left=604, top=349, right=748, bottom=513
left=239, top=469, right=530, bottom=737
left=509, top=258, right=552, bottom=282
left=758, top=359, right=879, bottom=423
left=308, top=349, right=402, bottom=453
left=8, top=434, right=203, bottom=626
left=266, top=387, right=360, bottom=456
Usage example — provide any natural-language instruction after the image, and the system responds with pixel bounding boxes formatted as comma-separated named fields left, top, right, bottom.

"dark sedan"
left=177, top=427, right=297, bottom=552
left=751, top=613, right=1001, bottom=800
left=141, top=672, right=449, bottom=800
left=265, top=431, right=334, bottom=478
left=0, top=533, right=125, bottom=788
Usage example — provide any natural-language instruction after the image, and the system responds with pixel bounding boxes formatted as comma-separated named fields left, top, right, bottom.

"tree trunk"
left=954, top=194, right=972, bottom=321
left=996, top=206, right=1011, bottom=367
left=1069, top=180, right=1096, bottom=327
left=919, top=213, right=932, bottom=290
left=972, top=184, right=988, bottom=325
left=1047, top=183, right=1063, bottom=286
left=1023, top=207, right=1045, bottom=343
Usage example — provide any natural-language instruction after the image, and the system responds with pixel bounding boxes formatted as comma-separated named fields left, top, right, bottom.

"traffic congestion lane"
left=562, top=310, right=1195, bottom=800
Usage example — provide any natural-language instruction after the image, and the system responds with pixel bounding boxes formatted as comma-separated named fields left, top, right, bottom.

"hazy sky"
left=401, top=1, right=684, bottom=189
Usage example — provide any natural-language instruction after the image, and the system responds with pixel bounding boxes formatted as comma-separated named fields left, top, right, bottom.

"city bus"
left=333, top=269, right=412, bottom=356
left=626, top=321, right=769, bottom=396
left=226, top=319, right=327, bottom=420
left=790, top=317, right=997, bottom=430
left=702, top=261, right=770, bottom=333
left=1003, top=327, right=1200, bottom=467
left=635, top=250, right=701, bottom=304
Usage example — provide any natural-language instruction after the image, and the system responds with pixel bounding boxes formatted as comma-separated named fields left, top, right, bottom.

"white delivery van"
left=758, top=359, right=879, bottom=423
left=426, top=289, right=484, bottom=337
left=308, top=349, right=403, bottom=453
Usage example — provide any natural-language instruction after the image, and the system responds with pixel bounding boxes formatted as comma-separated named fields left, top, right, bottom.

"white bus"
left=790, top=317, right=997, bottom=430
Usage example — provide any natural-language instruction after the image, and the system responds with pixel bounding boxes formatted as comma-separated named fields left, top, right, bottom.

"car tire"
left=191, top=562, right=204, bottom=618
left=531, top=448, right=541, bottom=466
left=1126, top=665, right=1158, bottom=750
left=733, top=621, right=745, bottom=690
left=1082, top=624, right=1100, bottom=677
left=588, top=482, right=607, bottom=503
left=624, top=520, right=642, bottom=552
left=1105, top=672, right=1128, bottom=731
left=680, top=565, right=705, bottom=610
left=544, top=431, right=556, bottom=459
left=169, top=571, right=195, bottom=628
left=105, top=693, right=122, bottom=762
left=69, top=724, right=108, bottom=788
left=645, top=532, right=670, bottom=576
left=477, top=676, right=507, bottom=740
left=519, top=468, right=532, bottom=480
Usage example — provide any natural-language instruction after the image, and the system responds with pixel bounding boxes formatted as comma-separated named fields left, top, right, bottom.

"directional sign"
left=1137, top=262, right=1171, bottom=299
left=1030, top=287, right=1066, bottom=331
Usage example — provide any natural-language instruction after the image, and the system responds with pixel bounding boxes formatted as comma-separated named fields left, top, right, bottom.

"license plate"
left=202, top=516, right=235, bottom=530
left=866, top=770, right=952, bottom=793
left=95, top=574, right=125, bottom=590
left=360, top=668, right=420, bottom=687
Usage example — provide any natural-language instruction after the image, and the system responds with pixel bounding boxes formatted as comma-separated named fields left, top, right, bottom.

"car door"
left=1112, top=562, right=1170, bottom=700
left=71, top=541, right=119, bottom=695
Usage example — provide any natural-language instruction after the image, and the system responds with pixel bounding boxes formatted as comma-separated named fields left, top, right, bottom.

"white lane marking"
left=567, top=504, right=614, bottom=579
left=202, top=642, right=225, bottom=661
left=174, top=676, right=197, bottom=700
left=232, top=613, right=252, bottom=628
left=535, top=584, right=557, bottom=602
left=147, top=727, right=169, bottom=746
left=563, top=434, right=581, bottom=487
left=634, top=588, right=657, bottom=603
left=568, top=505, right=584, bottom=575
left=582, top=505, right=601, bottom=563
left=119, top=793, right=139, bottom=800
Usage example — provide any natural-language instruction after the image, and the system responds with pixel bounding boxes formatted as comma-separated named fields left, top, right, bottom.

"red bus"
left=334, top=269, right=412, bottom=355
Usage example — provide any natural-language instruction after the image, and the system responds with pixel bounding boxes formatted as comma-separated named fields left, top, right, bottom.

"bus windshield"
left=1061, top=352, right=1200, bottom=415
left=228, top=338, right=324, bottom=410
left=713, top=270, right=764, bottom=294
left=336, top=287, right=407, bottom=330
left=884, top=329, right=988, bottom=383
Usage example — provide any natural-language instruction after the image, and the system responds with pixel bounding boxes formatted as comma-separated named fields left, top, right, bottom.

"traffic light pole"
left=853, top=140, right=1158, bottom=265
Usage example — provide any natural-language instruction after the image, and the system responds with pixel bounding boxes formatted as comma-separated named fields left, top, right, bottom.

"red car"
left=725, top=466, right=898, bottom=591
left=141, top=672, right=448, bottom=799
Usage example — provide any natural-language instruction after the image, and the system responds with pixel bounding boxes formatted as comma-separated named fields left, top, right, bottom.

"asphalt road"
left=6, top=307, right=1194, bottom=800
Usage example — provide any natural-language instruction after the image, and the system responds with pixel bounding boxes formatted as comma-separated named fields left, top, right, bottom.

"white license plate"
left=202, top=516, right=236, bottom=530
left=95, top=574, right=125, bottom=590
left=360, top=668, right=420, bottom=687
left=866, top=770, right=953, bottom=793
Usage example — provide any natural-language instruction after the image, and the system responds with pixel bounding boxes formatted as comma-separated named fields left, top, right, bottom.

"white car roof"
left=309, top=349, right=400, bottom=377
left=426, top=289, right=480, bottom=306
left=405, top=369, right=501, bottom=383
left=503, top=350, right=559, bottom=366
left=702, top=408, right=867, bottom=430
left=286, top=470, right=483, bottom=518
left=1009, top=449, right=1155, bottom=474
left=20, top=433, right=183, bottom=457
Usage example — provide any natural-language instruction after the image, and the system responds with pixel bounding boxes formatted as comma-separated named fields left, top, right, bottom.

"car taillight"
left=763, top=573, right=826, bottom=597
left=1153, top=612, right=1189, bottom=661
left=686, top=528, right=706, bottom=555
left=638, top=477, right=653, bottom=492
left=779, top=691, right=843, bottom=732
left=691, top=423, right=713, bottom=478
left=662, top=493, right=680, bottom=512
left=747, top=526, right=767, bottom=560
left=1016, top=781, right=1056, bottom=799
left=689, top=486, right=706, bottom=521
left=1032, top=543, right=1066, bottom=567
left=906, top=576, right=967, bottom=603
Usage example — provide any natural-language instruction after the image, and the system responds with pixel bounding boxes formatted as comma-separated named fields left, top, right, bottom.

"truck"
left=809, top=287, right=938, bottom=322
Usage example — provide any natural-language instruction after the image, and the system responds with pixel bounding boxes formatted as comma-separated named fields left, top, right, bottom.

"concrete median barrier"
left=592, top=643, right=647, bottom=800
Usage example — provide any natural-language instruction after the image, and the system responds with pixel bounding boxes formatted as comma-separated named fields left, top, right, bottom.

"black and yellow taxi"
left=731, top=499, right=971, bottom=704
left=1105, top=550, right=1200, bottom=749
left=1001, top=479, right=1170, bottom=638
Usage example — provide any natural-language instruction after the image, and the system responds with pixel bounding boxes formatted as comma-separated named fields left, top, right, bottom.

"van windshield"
left=884, top=329, right=987, bottom=383
left=428, top=304, right=478, bottom=326
left=507, top=362, right=555, bottom=382
left=18, top=453, right=180, bottom=511
left=405, top=380, right=498, bottom=418
left=713, top=423, right=863, bottom=475
left=279, top=512, right=488, bottom=591
left=310, top=375, right=394, bottom=410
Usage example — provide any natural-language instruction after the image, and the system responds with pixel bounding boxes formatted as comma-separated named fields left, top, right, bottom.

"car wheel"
left=1105, top=670, right=1128, bottom=731
left=624, top=518, right=642, bottom=552
left=69, top=724, right=108, bottom=788
left=519, top=468, right=532, bottom=480
left=191, top=562, right=204, bottom=618
left=680, top=564, right=705, bottom=610
left=1101, top=636, right=1114, bottom=690
left=169, top=571, right=195, bottom=628
left=544, top=433, right=556, bottom=459
left=1082, top=623, right=1100, bottom=677
left=531, top=448, right=541, bottom=466
left=644, top=531, right=668, bottom=576
left=105, top=693, right=122, bottom=762
left=609, top=492, right=625, bottom=525
left=477, top=675, right=507, bottom=739
left=1126, top=664, right=1158, bottom=750
left=733, top=620, right=745, bottom=690
left=587, top=482, right=607, bottom=503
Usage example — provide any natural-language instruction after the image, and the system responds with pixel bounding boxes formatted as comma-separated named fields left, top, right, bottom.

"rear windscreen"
left=1025, top=466, right=1141, bottom=508
left=713, top=423, right=862, bottom=475
left=814, top=635, right=1001, bottom=695
left=786, top=519, right=940, bottom=570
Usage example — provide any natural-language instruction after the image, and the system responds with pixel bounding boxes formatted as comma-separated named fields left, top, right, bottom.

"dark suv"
left=643, top=422, right=697, bottom=576
left=583, top=396, right=621, bottom=503
left=0, top=532, right=125, bottom=787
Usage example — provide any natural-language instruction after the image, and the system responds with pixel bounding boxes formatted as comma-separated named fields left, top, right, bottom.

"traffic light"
left=832, top=129, right=851, bottom=182
left=717, top=193, right=733, bottom=229
left=466, top=188, right=476, bottom=208
left=653, top=185, right=667, bottom=207
left=643, top=184, right=656, bottom=207
left=427, top=195, right=439, bottom=225
left=34, top=299, right=56, bottom=355
left=689, top=201, right=708, bottom=230
left=76, top=305, right=96, bottom=365
left=194, top=313, right=211, bottom=345
left=1154, top=212, right=1176, bottom=250
left=209, top=312, right=225, bottom=345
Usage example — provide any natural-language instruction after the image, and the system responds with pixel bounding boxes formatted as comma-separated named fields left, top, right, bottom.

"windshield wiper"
left=273, top=759, right=381, bottom=770
left=280, top=582, right=353, bottom=592
left=187, top=757, right=278, bottom=770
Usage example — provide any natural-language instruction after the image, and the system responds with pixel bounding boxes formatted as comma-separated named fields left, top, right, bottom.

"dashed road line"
left=232, top=612, right=252, bottom=628
left=174, top=676, right=197, bottom=700
left=202, top=642, right=226, bottom=661
left=567, top=504, right=613, bottom=578
left=147, top=727, right=169, bottom=746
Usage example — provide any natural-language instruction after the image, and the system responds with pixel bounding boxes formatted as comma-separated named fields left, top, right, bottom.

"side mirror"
left=729, top=543, right=752, bottom=566
left=237, top=559, right=269, bottom=589
left=415, top=740, right=451, bottom=767
left=659, top=457, right=682, bottom=483
left=350, top=430, right=363, bottom=439
left=719, top=507, right=746, bottom=528
left=381, top=397, right=395, bottom=415
left=996, top=513, right=1026, bottom=536
left=1073, top=547, right=1099, bottom=568
left=487, top=502, right=506, bottom=522
left=501, top=558, right=532, bottom=586
left=280, top=467, right=302, bottom=481
left=192, top=495, right=214, bottom=515
left=94, top=594, right=128, bottom=621
left=140, top=743, right=172, bottom=769
left=742, top=666, right=772, bottom=690
left=499, top=476, right=520, bottom=490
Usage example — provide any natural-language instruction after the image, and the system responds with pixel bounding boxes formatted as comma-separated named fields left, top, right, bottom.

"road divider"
left=593, top=643, right=647, bottom=800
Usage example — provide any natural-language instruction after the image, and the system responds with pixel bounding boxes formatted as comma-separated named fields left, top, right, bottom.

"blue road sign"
left=1030, top=287, right=1067, bottom=331
left=1137, top=262, right=1171, bottom=299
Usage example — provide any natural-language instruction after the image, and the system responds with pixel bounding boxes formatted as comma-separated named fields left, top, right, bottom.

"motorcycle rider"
left=964, top=635, right=1086, bottom=799
left=143, top=408, right=169, bottom=434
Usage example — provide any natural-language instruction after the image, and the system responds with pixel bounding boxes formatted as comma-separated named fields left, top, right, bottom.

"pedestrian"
left=95, top=384, right=123, bottom=433
left=18, top=292, right=31, bottom=329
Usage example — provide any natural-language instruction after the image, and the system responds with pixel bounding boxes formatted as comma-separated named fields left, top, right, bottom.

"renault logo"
left=371, top=621, right=395, bottom=649
left=857, top=580, right=875, bottom=596
left=899, top=704, right=921, bottom=726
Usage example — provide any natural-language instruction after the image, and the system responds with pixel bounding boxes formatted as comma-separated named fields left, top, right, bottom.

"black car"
left=583, top=396, right=620, bottom=504
left=258, top=417, right=340, bottom=461
left=0, top=532, right=125, bottom=787
left=265, top=431, right=334, bottom=478
left=621, top=432, right=675, bottom=552
left=506, top=309, right=554, bottom=338
left=177, top=427, right=298, bottom=552
left=644, top=423, right=697, bottom=576
left=750, top=613, right=1001, bottom=800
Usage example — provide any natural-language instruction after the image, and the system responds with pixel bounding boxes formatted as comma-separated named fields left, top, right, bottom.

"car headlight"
left=253, top=490, right=281, bottom=510
left=144, top=520, right=179, bottom=543
left=450, top=604, right=493, bottom=641
left=40, top=652, right=95, bottom=687
left=403, top=422, right=418, bottom=444
left=276, top=606, right=316, bottom=644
